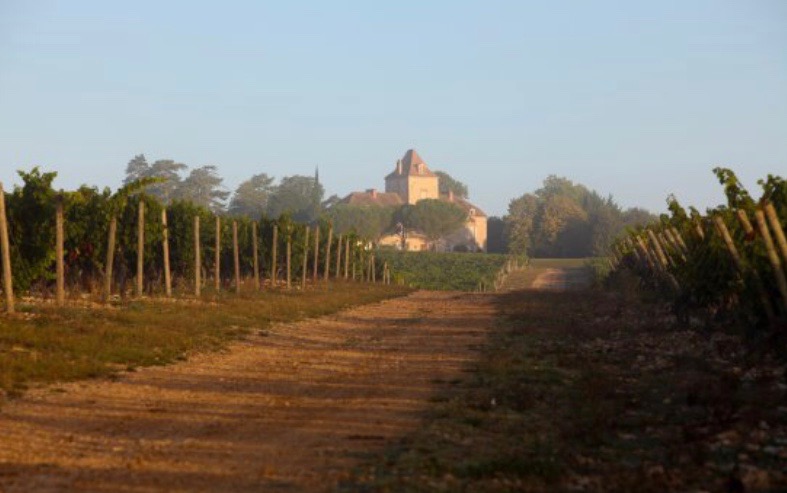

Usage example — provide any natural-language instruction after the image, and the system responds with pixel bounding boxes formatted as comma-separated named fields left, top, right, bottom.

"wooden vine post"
left=0, top=183, right=14, bottom=313
left=103, top=216, right=117, bottom=303
left=754, top=209, right=787, bottom=309
left=271, top=224, right=278, bottom=288
left=301, top=226, right=310, bottom=290
left=252, top=221, right=260, bottom=290
left=215, top=216, right=221, bottom=291
left=161, top=209, right=172, bottom=297
left=194, top=215, right=201, bottom=297
left=233, top=221, right=241, bottom=294
left=713, top=214, right=775, bottom=321
left=55, top=196, right=65, bottom=307
left=312, top=225, right=320, bottom=282
left=136, top=200, right=145, bottom=297
left=764, top=203, right=787, bottom=266
left=286, top=229, right=292, bottom=290
left=344, top=237, right=350, bottom=280
left=324, top=225, right=333, bottom=281
left=736, top=210, right=755, bottom=237
left=335, top=233, right=343, bottom=280
left=713, top=215, right=745, bottom=272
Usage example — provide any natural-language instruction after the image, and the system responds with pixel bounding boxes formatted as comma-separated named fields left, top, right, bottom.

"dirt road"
left=0, top=291, right=493, bottom=493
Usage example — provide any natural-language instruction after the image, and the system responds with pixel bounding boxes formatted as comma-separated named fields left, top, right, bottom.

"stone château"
left=339, top=149, right=487, bottom=252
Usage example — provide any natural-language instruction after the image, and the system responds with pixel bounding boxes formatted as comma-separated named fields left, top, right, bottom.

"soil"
left=0, top=291, right=495, bottom=493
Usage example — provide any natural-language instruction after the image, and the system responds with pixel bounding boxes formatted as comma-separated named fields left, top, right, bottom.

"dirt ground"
left=0, top=291, right=496, bottom=492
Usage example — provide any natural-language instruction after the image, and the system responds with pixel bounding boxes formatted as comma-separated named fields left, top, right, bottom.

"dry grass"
left=0, top=283, right=411, bottom=397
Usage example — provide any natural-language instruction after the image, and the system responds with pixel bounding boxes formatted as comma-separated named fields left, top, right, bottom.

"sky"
left=1, top=0, right=785, bottom=217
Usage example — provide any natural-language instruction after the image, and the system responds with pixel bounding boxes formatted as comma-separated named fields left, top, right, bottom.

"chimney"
left=396, top=160, right=402, bottom=174
left=367, top=188, right=377, bottom=199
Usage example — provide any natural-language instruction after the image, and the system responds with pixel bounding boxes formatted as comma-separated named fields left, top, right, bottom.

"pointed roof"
left=385, top=149, right=437, bottom=179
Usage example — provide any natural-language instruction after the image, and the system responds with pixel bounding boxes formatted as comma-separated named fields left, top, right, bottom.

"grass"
left=0, top=283, right=411, bottom=396
left=338, top=285, right=787, bottom=492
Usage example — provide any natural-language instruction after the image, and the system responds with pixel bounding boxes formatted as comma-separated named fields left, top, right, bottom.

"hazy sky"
left=1, top=1, right=785, bottom=216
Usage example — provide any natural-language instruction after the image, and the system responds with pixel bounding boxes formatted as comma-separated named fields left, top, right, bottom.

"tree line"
left=497, top=175, right=657, bottom=257
left=125, top=154, right=471, bottom=246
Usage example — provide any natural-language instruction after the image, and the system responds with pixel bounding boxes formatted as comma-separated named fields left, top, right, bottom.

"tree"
left=267, top=175, right=324, bottom=222
left=505, top=193, right=538, bottom=256
left=486, top=216, right=507, bottom=253
left=532, top=194, right=589, bottom=257
left=400, top=199, right=466, bottom=246
left=435, top=171, right=469, bottom=199
left=228, top=173, right=275, bottom=218
left=175, top=165, right=229, bottom=213
left=326, top=204, right=396, bottom=242
left=124, top=156, right=187, bottom=204
left=124, top=154, right=149, bottom=184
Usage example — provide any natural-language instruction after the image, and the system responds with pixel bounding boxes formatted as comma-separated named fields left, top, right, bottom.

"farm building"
left=339, top=149, right=487, bottom=252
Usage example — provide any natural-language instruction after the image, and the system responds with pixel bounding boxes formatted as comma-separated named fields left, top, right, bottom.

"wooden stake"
left=324, top=225, right=333, bottom=281
left=55, top=196, right=65, bottom=306
left=670, top=227, right=689, bottom=254
left=271, top=224, right=278, bottom=288
left=335, top=233, right=343, bottom=280
left=713, top=215, right=775, bottom=321
left=764, top=202, right=787, bottom=266
left=233, top=221, right=241, bottom=294
left=286, top=232, right=292, bottom=290
left=194, top=215, right=201, bottom=297
left=713, top=215, right=745, bottom=273
left=301, top=226, right=310, bottom=290
left=736, top=209, right=755, bottom=237
left=312, top=225, right=320, bottom=282
left=136, top=200, right=145, bottom=297
left=635, top=237, right=656, bottom=272
left=0, top=183, right=14, bottom=313
left=344, top=237, right=350, bottom=280
left=215, top=216, right=221, bottom=291
left=252, top=221, right=260, bottom=290
left=647, top=230, right=671, bottom=271
left=103, top=216, right=117, bottom=304
left=694, top=220, right=705, bottom=240
left=162, top=209, right=172, bottom=297
left=754, top=209, right=787, bottom=309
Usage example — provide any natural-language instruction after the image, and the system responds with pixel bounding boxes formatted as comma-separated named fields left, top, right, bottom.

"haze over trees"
left=120, top=155, right=656, bottom=254
left=122, top=155, right=324, bottom=221
left=504, top=175, right=657, bottom=258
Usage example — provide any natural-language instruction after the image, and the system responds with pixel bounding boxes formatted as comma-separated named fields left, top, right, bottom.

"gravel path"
left=0, top=291, right=494, bottom=493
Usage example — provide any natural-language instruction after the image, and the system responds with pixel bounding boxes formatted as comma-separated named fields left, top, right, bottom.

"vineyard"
left=0, top=169, right=394, bottom=312
left=607, top=169, right=787, bottom=333
left=375, top=250, right=519, bottom=291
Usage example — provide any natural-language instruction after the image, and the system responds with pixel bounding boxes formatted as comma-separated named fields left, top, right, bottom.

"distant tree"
left=228, top=173, right=275, bottom=218
left=505, top=193, right=538, bottom=256
left=321, top=194, right=341, bottom=210
left=621, top=207, right=658, bottom=230
left=326, top=204, right=396, bottom=242
left=124, top=156, right=187, bottom=204
left=486, top=216, right=507, bottom=253
left=267, top=175, right=324, bottom=222
left=175, top=165, right=229, bottom=213
left=124, top=154, right=149, bottom=184
left=435, top=170, right=469, bottom=199
left=532, top=194, right=588, bottom=257
left=400, top=199, right=466, bottom=246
